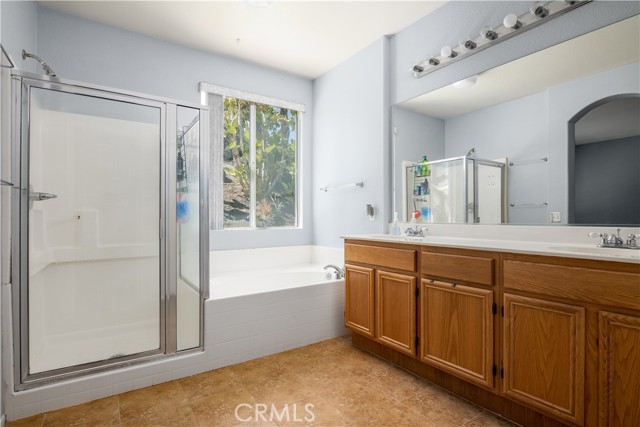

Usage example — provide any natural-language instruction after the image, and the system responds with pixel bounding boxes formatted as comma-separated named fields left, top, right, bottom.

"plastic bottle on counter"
left=391, top=212, right=401, bottom=235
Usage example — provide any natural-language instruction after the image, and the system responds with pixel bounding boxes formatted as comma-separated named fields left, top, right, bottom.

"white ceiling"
left=40, top=0, right=446, bottom=79
left=400, top=15, right=640, bottom=119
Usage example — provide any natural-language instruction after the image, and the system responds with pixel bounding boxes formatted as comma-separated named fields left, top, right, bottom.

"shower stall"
left=6, top=71, right=209, bottom=389
left=404, top=152, right=506, bottom=223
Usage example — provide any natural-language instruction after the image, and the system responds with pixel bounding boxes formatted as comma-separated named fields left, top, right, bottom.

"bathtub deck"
left=209, top=263, right=339, bottom=300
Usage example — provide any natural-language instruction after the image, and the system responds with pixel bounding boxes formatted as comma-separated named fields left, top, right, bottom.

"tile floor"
left=8, top=336, right=518, bottom=427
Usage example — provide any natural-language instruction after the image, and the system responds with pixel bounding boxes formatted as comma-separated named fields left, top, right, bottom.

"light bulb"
left=503, top=13, right=522, bottom=29
left=440, top=46, right=457, bottom=58
left=480, top=26, right=498, bottom=41
left=530, top=2, right=549, bottom=18
left=459, top=39, right=477, bottom=50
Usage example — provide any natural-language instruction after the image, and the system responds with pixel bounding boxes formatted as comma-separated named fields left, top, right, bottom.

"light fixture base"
left=413, top=0, right=591, bottom=79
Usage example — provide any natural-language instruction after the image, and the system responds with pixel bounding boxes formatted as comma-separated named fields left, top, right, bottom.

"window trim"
left=199, top=82, right=305, bottom=113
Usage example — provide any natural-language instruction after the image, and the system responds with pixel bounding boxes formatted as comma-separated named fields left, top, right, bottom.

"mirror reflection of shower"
left=22, top=49, right=57, bottom=77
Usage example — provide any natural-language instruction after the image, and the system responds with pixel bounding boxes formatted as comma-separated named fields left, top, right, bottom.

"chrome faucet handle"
left=588, top=232, right=607, bottom=246
left=628, top=234, right=639, bottom=248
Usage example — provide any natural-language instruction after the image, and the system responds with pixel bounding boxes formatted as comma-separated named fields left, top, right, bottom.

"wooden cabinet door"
left=344, top=264, right=375, bottom=337
left=599, top=311, right=640, bottom=427
left=503, top=294, right=585, bottom=426
left=420, top=280, right=494, bottom=389
left=376, top=270, right=416, bottom=355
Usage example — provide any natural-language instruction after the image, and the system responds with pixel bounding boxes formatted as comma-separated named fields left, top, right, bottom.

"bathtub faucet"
left=324, top=264, right=345, bottom=280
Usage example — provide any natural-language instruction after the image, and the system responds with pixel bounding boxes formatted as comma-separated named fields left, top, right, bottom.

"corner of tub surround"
left=210, top=245, right=315, bottom=274
left=310, top=246, right=345, bottom=267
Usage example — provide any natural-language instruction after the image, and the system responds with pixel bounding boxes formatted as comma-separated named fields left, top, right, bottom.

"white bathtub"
left=205, top=246, right=348, bottom=369
left=210, top=264, right=340, bottom=300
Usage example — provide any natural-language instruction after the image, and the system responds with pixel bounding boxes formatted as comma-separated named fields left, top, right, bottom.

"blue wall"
left=33, top=6, right=314, bottom=251
left=1, top=0, right=37, bottom=73
left=312, top=37, right=390, bottom=247
left=392, top=107, right=444, bottom=218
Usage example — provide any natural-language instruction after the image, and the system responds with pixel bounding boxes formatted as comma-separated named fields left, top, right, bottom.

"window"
left=222, top=97, right=299, bottom=228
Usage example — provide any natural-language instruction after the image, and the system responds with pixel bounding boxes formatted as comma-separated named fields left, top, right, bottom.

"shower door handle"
left=29, top=192, right=57, bottom=201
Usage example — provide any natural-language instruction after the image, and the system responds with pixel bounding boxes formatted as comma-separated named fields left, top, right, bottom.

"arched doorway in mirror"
left=568, top=94, right=640, bottom=225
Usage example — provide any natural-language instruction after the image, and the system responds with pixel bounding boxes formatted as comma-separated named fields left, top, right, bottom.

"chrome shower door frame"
left=10, top=72, right=207, bottom=391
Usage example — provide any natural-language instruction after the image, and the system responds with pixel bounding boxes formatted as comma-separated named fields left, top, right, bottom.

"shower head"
left=22, top=49, right=57, bottom=77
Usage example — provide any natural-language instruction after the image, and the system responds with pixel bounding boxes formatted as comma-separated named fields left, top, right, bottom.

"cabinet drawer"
left=421, top=252, right=493, bottom=286
left=503, top=260, right=640, bottom=311
left=345, top=243, right=416, bottom=272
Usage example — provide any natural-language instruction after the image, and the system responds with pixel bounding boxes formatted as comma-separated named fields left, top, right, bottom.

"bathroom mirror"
left=392, top=15, right=640, bottom=225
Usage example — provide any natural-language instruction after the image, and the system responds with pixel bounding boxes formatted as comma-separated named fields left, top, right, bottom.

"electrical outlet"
left=549, top=212, right=561, bottom=223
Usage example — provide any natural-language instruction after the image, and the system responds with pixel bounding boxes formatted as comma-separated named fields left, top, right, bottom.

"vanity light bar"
left=412, top=0, right=591, bottom=78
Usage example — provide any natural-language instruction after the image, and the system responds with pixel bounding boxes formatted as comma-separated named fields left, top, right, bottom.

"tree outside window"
left=223, top=97, right=298, bottom=228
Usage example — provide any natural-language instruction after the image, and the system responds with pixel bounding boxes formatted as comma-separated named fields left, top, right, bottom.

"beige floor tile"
left=42, top=396, right=120, bottom=427
left=119, top=381, right=198, bottom=427
left=401, top=383, right=484, bottom=426
left=277, top=395, right=356, bottom=427
left=319, top=378, right=401, bottom=425
left=190, top=385, right=257, bottom=426
left=6, top=414, right=45, bottom=427
left=242, top=372, right=322, bottom=410
left=12, top=337, right=523, bottom=427
left=464, top=410, right=521, bottom=427
left=179, top=366, right=242, bottom=402
left=231, top=356, right=288, bottom=385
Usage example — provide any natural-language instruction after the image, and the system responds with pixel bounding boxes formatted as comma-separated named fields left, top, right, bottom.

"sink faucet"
left=324, top=264, right=344, bottom=279
left=588, top=229, right=639, bottom=250
left=405, top=224, right=427, bottom=237
left=607, top=229, right=624, bottom=246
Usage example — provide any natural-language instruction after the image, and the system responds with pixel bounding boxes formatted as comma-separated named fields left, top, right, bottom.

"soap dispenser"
left=391, top=212, right=401, bottom=235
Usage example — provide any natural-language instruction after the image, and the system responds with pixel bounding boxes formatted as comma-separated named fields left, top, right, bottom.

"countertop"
left=342, top=234, right=640, bottom=264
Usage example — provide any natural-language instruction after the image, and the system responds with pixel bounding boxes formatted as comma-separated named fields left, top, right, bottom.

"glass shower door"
left=25, top=86, right=164, bottom=376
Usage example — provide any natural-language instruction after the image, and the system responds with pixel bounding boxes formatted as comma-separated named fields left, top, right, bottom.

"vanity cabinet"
left=344, top=238, right=639, bottom=427
left=419, top=247, right=497, bottom=389
left=344, top=241, right=418, bottom=356
left=503, top=255, right=640, bottom=427
left=376, top=270, right=416, bottom=355
left=598, top=311, right=640, bottom=427
left=420, top=279, right=494, bottom=389
left=344, top=264, right=375, bottom=338
left=502, top=293, right=585, bottom=426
